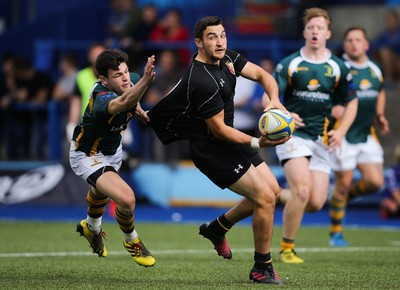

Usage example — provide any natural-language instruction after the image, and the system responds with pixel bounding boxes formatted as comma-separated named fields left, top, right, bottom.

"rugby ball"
left=258, top=109, right=294, bottom=140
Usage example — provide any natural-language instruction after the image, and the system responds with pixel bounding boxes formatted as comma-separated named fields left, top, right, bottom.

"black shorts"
left=190, top=139, right=264, bottom=189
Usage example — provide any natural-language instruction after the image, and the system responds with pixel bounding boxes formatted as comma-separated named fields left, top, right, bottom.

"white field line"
left=0, top=246, right=399, bottom=258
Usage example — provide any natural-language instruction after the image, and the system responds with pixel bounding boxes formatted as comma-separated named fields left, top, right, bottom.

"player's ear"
left=326, top=29, right=331, bottom=40
left=99, top=75, right=108, bottom=86
left=194, top=38, right=203, bottom=49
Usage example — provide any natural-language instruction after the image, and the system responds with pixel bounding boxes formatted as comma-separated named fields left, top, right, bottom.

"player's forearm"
left=260, top=73, right=279, bottom=103
left=376, top=90, right=386, bottom=117
left=119, top=79, right=150, bottom=109
left=211, top=124, right=253, bottom=145
left=336, top=98, right=358, bottom=136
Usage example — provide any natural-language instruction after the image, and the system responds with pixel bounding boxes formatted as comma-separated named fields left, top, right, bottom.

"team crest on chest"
left=225, top=61, right=235, bottom=75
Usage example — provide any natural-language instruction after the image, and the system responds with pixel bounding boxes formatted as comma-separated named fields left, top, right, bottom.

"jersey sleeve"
left=273, top=61, right=289, bottom=97
left=225, top=49, right=247, bottom=75
left=92, top=91, right=118, bottom=117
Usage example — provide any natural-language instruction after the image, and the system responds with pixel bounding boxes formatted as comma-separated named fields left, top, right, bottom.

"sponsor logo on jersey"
left=307, top=79, right=320, bottom=91
left=297, top=67, right=309, bottom=71
left=359, top=79, right=372, bottom=90
left=293, top=89, right=329, bottom=102
left=98, top=92, right=115, bottom=103
left=225, top=61, right=235, bottom=75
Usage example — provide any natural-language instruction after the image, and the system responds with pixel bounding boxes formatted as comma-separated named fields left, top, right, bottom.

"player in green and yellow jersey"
left=69, top=49, right=157, bottom=267
left=272, top=8, right=358, bottom=263
left=328, top=26, right=390, bottom=247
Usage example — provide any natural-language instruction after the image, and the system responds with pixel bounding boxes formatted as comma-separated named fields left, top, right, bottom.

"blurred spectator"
left=380, top=144, right=400, bottom=219
left=66, top=42, right=107, bottom=141
left=149, top=9, right=191, bottom=66
left=127, top=4, right=159, bottom=71
left=5, top=57, right=53, bottom=159
left=53, top=53, right=79, bottom=102
left=251, top=57, right=276, bottom=108
left=373, top=9, right=400, bottom=85
left=233, top=76, right=258, bottom=136
left=0, top=53, right=17, bottom=158
left=105, top=0, right=141, bottom=50
left=141, top=49, right=185, bottom=162
left=249, top=57, right=279, bottom=165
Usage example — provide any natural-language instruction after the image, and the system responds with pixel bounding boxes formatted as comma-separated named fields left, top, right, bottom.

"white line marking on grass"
left=0, top=246, right=399, bottom=258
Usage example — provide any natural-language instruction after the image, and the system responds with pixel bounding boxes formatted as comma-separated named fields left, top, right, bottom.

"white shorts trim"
left=275, top=135, right=331, bottom=174
left=329, top=135, right=383, bottom=171
left=69, top=142, right=122, bottom=182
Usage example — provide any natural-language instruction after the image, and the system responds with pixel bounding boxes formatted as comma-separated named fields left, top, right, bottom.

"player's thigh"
left=308, top=170, right=330, bottom=208
left=96, top=171, right=134, bottom=205
left=357, top=162, right=384, bottom=186
left=333, top=170, right=354, bottom=194
left=229, top=164, right=276, bottom=205
left=283, top=157, right=313, bottom=191
left=256, top=162, right=280, bottom=194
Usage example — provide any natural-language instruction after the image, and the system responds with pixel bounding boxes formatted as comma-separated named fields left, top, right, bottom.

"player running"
left=328, top=26, right=390, bottom=246
left=69, top=49, right=156, bottom=267
left=148, top=16, right=288, bottom=284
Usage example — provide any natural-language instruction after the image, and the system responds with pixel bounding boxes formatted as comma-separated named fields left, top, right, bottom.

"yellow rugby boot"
left=76, top=220, right=107, bottom=257
left=123, top=237, right=156, bottom=267
left=279, top=249, right=304, bottom=264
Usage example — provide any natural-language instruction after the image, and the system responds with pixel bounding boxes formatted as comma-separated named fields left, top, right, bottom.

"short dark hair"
left=194, top=16, right=223, bottom=40
left=95, top=49, right=128, bottom=77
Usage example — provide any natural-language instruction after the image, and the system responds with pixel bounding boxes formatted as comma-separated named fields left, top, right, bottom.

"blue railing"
left=2, top=102, right=67, bottom=161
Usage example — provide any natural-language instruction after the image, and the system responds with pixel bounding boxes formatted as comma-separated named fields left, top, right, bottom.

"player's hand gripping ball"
left=258, top=109, right=295, bottom=140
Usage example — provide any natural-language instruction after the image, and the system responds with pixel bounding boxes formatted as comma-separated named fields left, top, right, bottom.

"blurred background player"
left=373, top=9, right=400, bottom=86
left=328, top=26, right=390, bottom=247
left=380, top=143, right=400, bottom=219
left=270, top=8, right=358, bottom=263
left=66, top=42, right=107, bottom=141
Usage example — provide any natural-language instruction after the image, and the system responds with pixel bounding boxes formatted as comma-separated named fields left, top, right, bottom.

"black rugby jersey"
left=148, top=49, right=247, bottom=144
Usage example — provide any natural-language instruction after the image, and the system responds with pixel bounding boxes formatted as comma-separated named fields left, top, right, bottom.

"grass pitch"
left=0, top=221, right=399, bottom=289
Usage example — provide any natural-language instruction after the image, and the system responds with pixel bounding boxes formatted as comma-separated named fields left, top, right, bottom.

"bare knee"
left=365, top=176, right=384, bottom=193
left=294, top=186, right=311, bottom=204
left=253, top=188, right=276, bottom=208
left=305, top=201, right=324, bottom=213
left=116, top=188, right=136, bottom=212
left=334, top=183, right=351, bottom=200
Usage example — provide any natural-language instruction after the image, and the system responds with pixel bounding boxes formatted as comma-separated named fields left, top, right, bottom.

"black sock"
left=254, top=251, right=272, bottom=269
left=210, top=214, right=233, bottom=236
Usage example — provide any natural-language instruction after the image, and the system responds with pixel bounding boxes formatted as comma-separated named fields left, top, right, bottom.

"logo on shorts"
left=91, top=158, right=102, bottom=167
left=234, top=164, right=243, bottom=174
left=286, top=143, right=297, bottom=153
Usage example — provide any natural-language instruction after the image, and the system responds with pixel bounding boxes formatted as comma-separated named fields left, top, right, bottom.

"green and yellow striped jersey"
left=274, top=49, right=357, bottom=142
left=72, top=73, right=140, bottom=156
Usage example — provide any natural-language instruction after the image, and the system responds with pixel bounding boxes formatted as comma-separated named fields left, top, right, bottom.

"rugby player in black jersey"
left=148, top=16, right=289, bottom=284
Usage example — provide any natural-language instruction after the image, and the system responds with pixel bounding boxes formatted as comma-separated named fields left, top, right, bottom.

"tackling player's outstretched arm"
left=108, top=56, right=156, bottom=114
